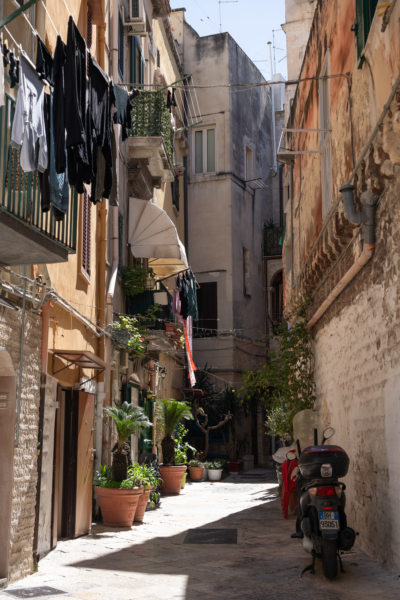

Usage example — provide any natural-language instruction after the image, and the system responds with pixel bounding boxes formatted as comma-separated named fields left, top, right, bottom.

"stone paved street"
left=2, top=470, right=400, bottom=600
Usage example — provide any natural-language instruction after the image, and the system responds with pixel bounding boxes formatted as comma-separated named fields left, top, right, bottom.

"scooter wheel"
left=321, top=538, right=338, bottom=579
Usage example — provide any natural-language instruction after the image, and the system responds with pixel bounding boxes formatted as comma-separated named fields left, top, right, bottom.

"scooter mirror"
left=322, top=426, right=335, bottom=441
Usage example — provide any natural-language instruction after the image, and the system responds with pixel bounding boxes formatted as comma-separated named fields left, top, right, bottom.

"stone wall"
left=314, top=170, right=400, bottom=569
left=0, top=307, right=41, bottom=582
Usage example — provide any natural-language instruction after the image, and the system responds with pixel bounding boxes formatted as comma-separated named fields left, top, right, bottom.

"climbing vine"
left=241, top=307, right=315, bottom=438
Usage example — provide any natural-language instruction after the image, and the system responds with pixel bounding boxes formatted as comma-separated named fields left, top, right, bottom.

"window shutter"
left=355, top=0, right=378, bottom=63
left=130, top=36, right=137, bottom=83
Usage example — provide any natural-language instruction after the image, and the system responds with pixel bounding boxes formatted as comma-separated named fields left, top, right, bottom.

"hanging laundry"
left=39, top=93, right=69, bottom=220
left=112, top=83, right=132, bottom=141
left=10, top=53, right=47, bottom=173
left=183, top=316, right=197, bottom=387
left=8, top=52, right=17, bottom=88
left=176, top=272, right=189, bottom=319
left=36, top=35, right=54, bottom=85
left=187, top=270, right=199, bottom=321
left=65, top=16, right=91, bottom=192
left=3, top=43, right=9, bottom=68
left=53, top=35, right=67, bottom=174
left=89, top=55, right=113, bottom=202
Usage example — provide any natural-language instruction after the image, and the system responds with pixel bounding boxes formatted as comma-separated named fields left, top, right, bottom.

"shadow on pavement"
left=68, top=488, right=400, bottom=600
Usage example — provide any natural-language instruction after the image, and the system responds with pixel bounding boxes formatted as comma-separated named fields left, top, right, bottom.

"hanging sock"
left=3, top=43, right=9, bottom=68
left=9, top=52, right=17, bottom=88
left=171, top=87, right=177, bottom=107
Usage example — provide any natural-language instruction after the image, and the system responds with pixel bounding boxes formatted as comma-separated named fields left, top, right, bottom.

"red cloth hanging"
left=281, top=458, right=298, bottom=519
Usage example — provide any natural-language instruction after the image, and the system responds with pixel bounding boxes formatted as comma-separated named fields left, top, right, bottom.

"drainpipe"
left=307, top=186, right=378, bottom=329
left=268, top=42, right=278, bottom=176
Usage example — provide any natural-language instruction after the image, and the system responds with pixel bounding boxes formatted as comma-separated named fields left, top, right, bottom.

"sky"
left=169, top=0, right=287, bottom=81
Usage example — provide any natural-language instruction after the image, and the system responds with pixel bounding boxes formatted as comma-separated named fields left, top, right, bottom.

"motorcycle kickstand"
left=338, top=551, right=345, bottom=573
left=300, top=550, right=316, bottom=577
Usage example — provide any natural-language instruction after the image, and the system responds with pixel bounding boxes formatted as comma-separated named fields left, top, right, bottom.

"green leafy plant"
left=104, top=401, right=153, bottom=481
left=111, top=315, right=146, bottom=356
left=204, top=459, right=225, bottom=470
left=161, top=399, right=193, bottom=465
left=188, top=458, right=203, bottom=467
left=240, top=307, right=315, bottom=438
left=174, top=422, right=196, bottom=465
left=120, top=264, right=155, bottom=296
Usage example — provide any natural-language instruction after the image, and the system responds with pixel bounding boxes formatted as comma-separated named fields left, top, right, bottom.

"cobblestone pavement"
left=2, top=470, right=400, bottom=600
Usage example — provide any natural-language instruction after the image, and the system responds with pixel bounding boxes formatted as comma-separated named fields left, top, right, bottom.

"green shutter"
left=130, top=36, right=137, bottom=84
left=195, top=130, right=203, bottom=173
left=355, top=0, right=378, bottom=64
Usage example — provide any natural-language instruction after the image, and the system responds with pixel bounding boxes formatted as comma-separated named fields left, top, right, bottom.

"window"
left=319, top=52, right=332, bottom=216
left=130, top=36, right=144, bottom=84
left=194, top=127, right=215, bottom=174
left=118, top=13, right=124, bottom=78
left=354, top=0, right=378, bottom=63
left=245, top=146, right=254, bottom=182
left=171, top=176, right=180, bottom=211
left=195, top=282, right=218, bottom=337
left=81, top=191, right=91, bottom=280
left=243, top=247, right=251, bottom=297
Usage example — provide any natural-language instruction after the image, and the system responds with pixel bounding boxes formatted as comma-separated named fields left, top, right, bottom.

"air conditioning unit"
left=124, top=0, right=148, bottom=35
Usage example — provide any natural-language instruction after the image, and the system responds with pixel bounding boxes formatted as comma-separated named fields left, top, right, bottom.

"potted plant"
left=127, top=463, right=161, bottom=523
left=188, top=458, right=205, bottom=481
left=205, top=459, right=225, bottom=481
left=159, top=399, right=193, bottom=495
left=111, top=316, right=146, bottom=357
left=94, top=402, right=152, bottom=527
left=120, top=264, right=155, bottom=296
left=174, top=423, right=197, bottom=488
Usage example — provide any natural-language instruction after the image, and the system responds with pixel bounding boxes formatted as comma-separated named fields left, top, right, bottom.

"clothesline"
left=39, top=0, right=61, bottom=39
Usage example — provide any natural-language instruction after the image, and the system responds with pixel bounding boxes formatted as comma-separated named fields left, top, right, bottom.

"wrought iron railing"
left=0, top=94, right=77, bottom=254
left=128, top=90, right=174, bottom=166
left=264, top=226, right=283, bottom=256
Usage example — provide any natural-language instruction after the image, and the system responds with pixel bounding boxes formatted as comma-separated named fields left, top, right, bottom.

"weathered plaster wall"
left=283, top=0, right=400, bottom=569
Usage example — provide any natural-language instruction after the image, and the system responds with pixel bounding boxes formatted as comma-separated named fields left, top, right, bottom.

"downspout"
left=307, top=186, right=378, bottom=329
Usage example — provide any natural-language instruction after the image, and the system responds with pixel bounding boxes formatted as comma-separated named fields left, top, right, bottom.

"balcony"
left=127, top=91, right=175, bottom=191
left=263, top=226, right=283, bottom=257
left=0, top=95, right=77, bottom=265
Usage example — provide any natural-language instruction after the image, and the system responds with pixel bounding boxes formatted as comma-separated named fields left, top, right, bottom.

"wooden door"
left=74, top=392, right=95, bottom=537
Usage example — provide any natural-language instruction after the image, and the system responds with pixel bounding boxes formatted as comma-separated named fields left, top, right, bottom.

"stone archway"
left=0, top=348, right=16, bottom=581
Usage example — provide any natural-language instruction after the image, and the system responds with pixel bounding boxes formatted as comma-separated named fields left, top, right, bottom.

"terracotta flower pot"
left=188, top=465, right=204, bottom=481
left=134, top=488, right=151, bottom=522
left=228, top=460, right=242, bottom=474
left=160, top=465, right=187, bottom=495
left=95, top=486, right=143, bottom=527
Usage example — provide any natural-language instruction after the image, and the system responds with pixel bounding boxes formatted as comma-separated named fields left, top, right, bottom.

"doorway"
left=54, top=389, right=95, bottom=540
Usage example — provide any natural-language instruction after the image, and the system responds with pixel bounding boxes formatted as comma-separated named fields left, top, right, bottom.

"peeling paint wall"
left=283, top=0, right=400, bottom=569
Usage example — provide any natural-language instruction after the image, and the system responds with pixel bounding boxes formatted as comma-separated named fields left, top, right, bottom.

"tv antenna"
left=218, top=0, right=238, bottom=33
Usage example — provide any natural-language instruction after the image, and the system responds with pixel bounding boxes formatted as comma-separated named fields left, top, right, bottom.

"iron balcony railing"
left=0, top=94, right=77, bottom=255
left=264, top=226, right=284, bottom=257
left=128, top=90, right=174, bottom=166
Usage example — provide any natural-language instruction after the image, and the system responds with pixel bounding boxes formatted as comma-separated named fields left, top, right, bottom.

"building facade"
left=281, top=0, right=400, bottom=568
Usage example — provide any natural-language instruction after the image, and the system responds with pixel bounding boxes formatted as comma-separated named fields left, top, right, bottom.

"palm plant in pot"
left=94, top=401, right=152, bottom=527
left=160, top=399, right=193, bottom=494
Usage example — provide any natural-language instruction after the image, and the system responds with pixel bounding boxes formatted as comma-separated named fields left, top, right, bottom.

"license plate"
left=319, top=511, right=339, bottom=530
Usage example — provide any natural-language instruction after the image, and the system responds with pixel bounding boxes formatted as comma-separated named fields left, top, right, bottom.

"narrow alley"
left=2, top=471, right=399, bottom=600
